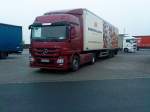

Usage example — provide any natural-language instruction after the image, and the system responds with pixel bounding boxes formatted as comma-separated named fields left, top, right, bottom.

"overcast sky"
left=0, top=0, right=149, bottom=43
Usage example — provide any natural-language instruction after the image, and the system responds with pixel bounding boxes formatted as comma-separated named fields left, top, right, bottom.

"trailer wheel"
left=0, top=52, right=8, bottom=59
left=90, top=53, right=96, bottom=64
left=114, top=50, right=118, bottom=55
left=108, top=50, right=114, bottom=58
left=71, top=55, right=80, bottom=71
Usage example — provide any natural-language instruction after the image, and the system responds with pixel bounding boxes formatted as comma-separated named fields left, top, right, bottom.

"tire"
left=71, top=55, right=80, bottom=71
left=114, top=50, right=118, bottom=55
left=112, top=51, right=114, bottom=57
left=124, top=48, right=128, bottom=53
left=108, top=50, right=114, bottom=58
left=90, top=53, right=96, bottom=64
left=0, top=52, right=8, bottom=59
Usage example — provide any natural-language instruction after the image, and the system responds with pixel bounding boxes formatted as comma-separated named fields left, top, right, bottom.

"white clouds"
left=0, top=0, right=150, bottom=43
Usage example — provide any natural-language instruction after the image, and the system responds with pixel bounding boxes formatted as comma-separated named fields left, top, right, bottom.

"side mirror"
left=28, top=25, right=32, bottom=30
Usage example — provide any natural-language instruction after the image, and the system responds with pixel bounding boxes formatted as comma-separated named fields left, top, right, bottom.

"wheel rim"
left=92, top=56, right=95, bottom=63
left=73, top=58, right=79, bottom=70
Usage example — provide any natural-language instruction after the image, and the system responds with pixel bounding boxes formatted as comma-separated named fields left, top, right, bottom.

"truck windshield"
left=31, top=26, right=67, bottom=41
left=126, top=39, right=136, bottom=43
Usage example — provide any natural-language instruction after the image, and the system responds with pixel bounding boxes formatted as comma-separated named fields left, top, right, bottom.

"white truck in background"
left=123, top=36, right=137, bottom=53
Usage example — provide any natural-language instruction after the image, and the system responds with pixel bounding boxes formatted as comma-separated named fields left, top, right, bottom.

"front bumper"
left=30, top=56, right=70, bottom=70
left=128, top=47, right=137, bottom=52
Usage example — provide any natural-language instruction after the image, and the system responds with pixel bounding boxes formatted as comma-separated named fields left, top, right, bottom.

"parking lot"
left=0, top=49, right=150, bottom=84
left=1, top=49, right=150, bottom=112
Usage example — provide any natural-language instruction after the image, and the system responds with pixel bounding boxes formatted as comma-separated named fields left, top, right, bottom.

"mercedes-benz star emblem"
left=43, top=49, right=48, bottom=55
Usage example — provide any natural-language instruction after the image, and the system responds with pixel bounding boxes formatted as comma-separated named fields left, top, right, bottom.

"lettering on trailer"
left=88, top=27, right=102, bottom=34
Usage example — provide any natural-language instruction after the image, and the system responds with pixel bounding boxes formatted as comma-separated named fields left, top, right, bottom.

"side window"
left=71, top=25, right=79, bottom=39
left=71, top=27, right=76, bottom=38
left=75, top=25, right=80, bottom=37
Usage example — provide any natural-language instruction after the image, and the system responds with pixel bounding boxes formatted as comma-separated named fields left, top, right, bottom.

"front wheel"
left=90, top=53, right=96, bottom=64
left=71, top=55, right=80, bottom=71
left=124, top=48, right=129, bottom=53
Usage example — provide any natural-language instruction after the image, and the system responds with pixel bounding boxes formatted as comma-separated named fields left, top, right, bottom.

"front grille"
left=33, top=48, right=60, bottom=56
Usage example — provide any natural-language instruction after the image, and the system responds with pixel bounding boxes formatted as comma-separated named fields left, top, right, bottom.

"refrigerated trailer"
left=29, top=8, right=119, bottom=71
left=0, top=23, right=23, bottom=59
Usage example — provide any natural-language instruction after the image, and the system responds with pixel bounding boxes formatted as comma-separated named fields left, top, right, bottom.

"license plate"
left=41, top=59, right=50, bottom=63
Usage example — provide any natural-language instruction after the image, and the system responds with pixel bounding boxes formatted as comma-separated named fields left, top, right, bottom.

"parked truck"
left=133, top=35, right=150, bottom=50
left=123, top=36, right=137, bottom=53
left=29, top=9, right=119, bottom=71
left=0, top=23, right=23, bottom=59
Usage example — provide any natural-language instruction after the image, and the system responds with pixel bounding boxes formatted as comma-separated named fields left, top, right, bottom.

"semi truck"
left=0, top=23, right=23, bottom=59
left=118, top=34, right=137, bottom=53
left=133, top=35, right=150, bottom=50
left=123, top=36, right=137, bottom=53
left=29, top=8, right=119, bottom=71
left=122, top=36, right=137, bottom=53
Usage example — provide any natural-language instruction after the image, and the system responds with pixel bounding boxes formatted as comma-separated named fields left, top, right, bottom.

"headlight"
left=57, top=57, right=64, bottom=64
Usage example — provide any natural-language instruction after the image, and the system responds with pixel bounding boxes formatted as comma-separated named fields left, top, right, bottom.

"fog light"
left=57, top=57, right=64, bottom=64
left=29, top=54, right=34, bottom=62
left=30, top=57, right=34, bottom=62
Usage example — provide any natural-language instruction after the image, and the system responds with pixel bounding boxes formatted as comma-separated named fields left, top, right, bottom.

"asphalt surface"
left=0, top=49, right=150, bottom=112
left=0, top=79, right=150, bottom=112
left=0, top=49, right=150, bottom=84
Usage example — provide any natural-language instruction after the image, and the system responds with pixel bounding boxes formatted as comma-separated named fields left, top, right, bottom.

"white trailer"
left=82, top=9, right=119, bottom=53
